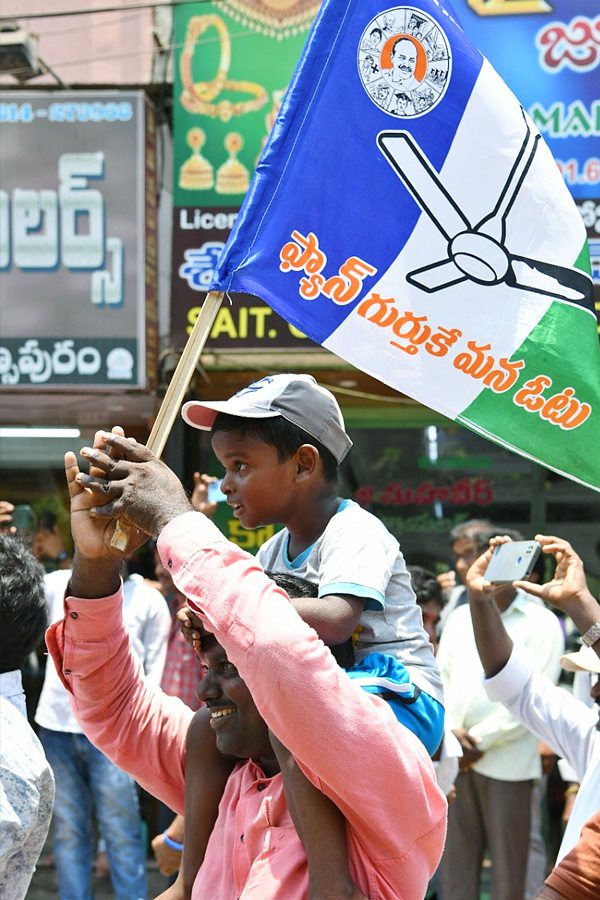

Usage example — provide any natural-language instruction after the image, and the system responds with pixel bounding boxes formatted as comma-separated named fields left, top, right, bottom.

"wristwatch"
left=54, top=550, right=70, bottom=563
left=581, top=620, right=600, bottom=647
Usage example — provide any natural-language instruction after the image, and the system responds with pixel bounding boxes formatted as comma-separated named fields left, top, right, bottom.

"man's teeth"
left=212, top=708, right=234, bottom=718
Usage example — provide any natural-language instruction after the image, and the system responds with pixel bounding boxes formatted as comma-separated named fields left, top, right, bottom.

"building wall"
left=0, top=0, right=156, bottom=86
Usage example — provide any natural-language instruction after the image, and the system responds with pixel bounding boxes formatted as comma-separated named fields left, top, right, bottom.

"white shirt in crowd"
left=437, top=589, right=565, bottom=781
left=484, top=645, right=600, bottom=862
left=35, top=569, right=170, bottom=733
left=0, top=670, right=55, bottom=900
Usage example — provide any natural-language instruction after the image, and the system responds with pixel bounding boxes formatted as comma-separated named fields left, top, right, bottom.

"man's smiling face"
left=197, top=633, right=275, bottom=765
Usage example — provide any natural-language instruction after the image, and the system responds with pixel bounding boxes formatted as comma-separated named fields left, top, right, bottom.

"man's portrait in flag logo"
left=357, top=7, right=451, bottom=118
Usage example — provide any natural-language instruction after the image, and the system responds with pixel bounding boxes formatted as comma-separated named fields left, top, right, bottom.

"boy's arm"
left=287, top=592, right=365, bottom=645
left=183, top=708, right=235, bottom=900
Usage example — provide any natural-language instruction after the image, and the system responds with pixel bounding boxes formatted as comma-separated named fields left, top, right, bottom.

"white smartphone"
left=484, top=540, right=542, bottom=584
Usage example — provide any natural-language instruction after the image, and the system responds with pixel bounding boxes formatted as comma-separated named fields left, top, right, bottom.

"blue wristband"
left=162, top=830, right=184, bottom=852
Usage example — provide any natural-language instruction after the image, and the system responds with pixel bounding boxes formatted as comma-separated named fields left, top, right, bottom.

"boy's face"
left=212, top=429, right=299, bottom=530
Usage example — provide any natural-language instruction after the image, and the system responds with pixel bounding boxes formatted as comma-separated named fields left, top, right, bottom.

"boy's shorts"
left=346, top=652, right=444, bottom=757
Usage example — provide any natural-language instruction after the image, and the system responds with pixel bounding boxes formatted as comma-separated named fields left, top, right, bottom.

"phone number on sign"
left=556, top=157, right=600, bottom=186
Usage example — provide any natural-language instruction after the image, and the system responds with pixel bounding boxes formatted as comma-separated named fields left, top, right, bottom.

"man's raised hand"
left=76, top=431, right=192, bottom=538
left=65, top=428, right=147, bottom=559
left=514, top=535, right=592, bottom=613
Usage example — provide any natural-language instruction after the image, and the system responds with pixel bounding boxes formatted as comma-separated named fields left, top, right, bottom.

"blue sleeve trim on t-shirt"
left=318, top=581, right=385, bottom=611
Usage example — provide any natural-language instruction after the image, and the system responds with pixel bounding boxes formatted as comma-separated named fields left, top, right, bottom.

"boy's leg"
left=347, top=653, right=445, bottom=756
left=269, top=729, right=367, bottom=900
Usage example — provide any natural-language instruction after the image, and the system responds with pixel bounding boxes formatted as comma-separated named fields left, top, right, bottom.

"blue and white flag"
left=210, top=0, right=599, bottom=492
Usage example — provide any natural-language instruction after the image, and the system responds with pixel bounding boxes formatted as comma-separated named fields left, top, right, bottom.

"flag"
left=210, top=0, right=599, bottom=492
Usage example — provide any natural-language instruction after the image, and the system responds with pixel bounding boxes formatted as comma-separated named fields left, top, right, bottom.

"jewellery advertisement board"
left=0, top=90, right=158, bottom=389
left=171, top=0, right=321, bottom=352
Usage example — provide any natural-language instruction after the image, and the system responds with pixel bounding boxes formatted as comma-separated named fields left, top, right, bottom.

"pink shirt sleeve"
left=159, top=512, right=447, bottom=869
left=46, top=580, right=193, bottom=814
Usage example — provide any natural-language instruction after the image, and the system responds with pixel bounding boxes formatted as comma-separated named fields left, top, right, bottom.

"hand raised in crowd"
left=463, top=534, right=512, bottom=602
left=0, top=500, right=15, bottom=532
left=436, top=568, right=457, bottom=599
left=514, top=535, right=592, bottom=612
left=190, top=471, right=219, bottom=518
left=65, top=427, right=148, bottom=559
left=75, top=430, right=192, bottom=539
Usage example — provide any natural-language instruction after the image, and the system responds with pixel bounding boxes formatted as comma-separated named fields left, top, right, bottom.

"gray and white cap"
left=181, top=373, right=353, bottom=464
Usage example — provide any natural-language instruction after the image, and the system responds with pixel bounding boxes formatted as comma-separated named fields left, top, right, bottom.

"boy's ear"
left=293, top=444, right=321, bottom=481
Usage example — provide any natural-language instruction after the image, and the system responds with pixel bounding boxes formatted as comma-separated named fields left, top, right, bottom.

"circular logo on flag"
left=357, top=7, right=451, bottom=118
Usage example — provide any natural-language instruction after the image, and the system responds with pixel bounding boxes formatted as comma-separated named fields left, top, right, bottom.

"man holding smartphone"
left=464, top=533, right=600, bottom=899
left=436, top=526, right=565, bottom=900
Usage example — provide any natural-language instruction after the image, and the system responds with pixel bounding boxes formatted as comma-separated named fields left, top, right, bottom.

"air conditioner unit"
left=0, top=22, right=41, bottom=81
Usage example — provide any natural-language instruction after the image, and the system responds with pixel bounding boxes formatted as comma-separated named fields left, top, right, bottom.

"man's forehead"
left=453, top=536, right=478, bottom=554
left=198, top=635, right=228, bottom=665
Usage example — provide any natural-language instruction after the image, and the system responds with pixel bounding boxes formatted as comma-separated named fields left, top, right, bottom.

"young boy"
left=181, top=373, right=444, bottom=899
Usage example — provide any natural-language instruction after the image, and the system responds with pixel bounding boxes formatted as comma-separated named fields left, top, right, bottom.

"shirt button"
left=167, top=559, right=173, bottom=568
left=64, top=669, right=71, bottom=675
left=257, top=783, right=266, bottom=791
left=240, top=834, right=244, bottom=842
left=70, top=612, right=78, bottom=619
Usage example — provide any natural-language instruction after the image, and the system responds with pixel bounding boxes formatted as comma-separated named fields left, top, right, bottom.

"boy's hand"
left=176, top=607, right=204, bottom=654
left=76, top=432, right=192, bottom=537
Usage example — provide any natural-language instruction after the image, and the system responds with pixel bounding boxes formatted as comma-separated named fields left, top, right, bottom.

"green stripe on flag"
left=574, top=239, right=592, bottom=277
left=457, top=299, right=600, bottom=492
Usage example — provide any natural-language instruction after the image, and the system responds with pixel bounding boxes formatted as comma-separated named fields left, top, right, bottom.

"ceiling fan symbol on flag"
left=377, top=113, right=591, bottom=308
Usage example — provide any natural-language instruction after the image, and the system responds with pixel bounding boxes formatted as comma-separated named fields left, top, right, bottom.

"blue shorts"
left=346, top=652, right=444, bottom=757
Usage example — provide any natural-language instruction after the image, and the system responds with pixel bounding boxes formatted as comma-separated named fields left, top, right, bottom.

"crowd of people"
left=0, top=374, right=598, bottom=900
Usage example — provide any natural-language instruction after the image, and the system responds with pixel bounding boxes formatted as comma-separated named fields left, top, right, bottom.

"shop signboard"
left=0, top=90, right=158, bottom=389
left=171, top=0, right=321, bottom=351
left=171, top=204, right=316, bottom=349
left=458, top=0, right=600, bottom=327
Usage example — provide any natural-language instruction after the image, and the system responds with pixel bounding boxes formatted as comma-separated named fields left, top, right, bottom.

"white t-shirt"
left=257, top=499, right=443, bottom=704
left=35, top=569, right=170, bottom=734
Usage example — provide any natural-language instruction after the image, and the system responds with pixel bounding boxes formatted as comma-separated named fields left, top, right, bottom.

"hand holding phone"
left=484, top=540, right=542, bottom=584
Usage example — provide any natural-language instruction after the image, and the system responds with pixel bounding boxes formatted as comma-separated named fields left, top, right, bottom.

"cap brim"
left=181, top=399, right=280, bottom=431
left=560, top=647, right=600, bottom=674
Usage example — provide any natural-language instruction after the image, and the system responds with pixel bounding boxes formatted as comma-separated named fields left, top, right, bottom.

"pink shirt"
left=47, top=512, right=446, bottom=899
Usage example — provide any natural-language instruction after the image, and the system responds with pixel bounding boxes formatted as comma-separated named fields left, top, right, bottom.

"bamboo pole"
left=110, top=290, right=224, bottom=550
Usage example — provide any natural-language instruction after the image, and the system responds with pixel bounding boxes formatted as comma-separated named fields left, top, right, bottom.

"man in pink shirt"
left=46, top=431, right=447, bottom=900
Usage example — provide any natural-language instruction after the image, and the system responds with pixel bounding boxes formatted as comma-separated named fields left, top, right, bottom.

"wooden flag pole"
left=110, top=290, right=224, bottom=550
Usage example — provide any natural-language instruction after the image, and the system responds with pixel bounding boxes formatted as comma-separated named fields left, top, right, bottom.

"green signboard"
left=173, top=0, right=320, bottom=208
